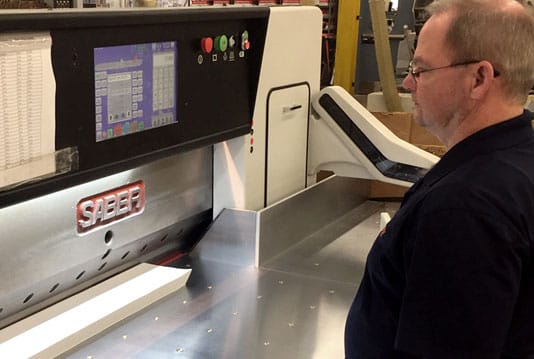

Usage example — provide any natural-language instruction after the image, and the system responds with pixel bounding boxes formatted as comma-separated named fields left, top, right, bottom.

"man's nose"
left=402, top=73, right=415, bottom=91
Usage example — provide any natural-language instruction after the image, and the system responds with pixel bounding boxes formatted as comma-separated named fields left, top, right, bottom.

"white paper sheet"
left=0, top=32, right=56, bottom=189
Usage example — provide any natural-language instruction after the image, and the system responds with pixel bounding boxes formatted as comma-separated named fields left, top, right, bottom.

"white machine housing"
left=214, top=6, right=322, bottom=213
left=309, top=86, right=438, bottom=187
left=213, top=8, right=439, bottom=214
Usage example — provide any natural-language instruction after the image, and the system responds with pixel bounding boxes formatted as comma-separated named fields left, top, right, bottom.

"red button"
left=201, top=37, right=213, bottom=54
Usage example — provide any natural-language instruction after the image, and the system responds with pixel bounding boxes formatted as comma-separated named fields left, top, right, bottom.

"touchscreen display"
left=94, top=41, right=177, bottom=142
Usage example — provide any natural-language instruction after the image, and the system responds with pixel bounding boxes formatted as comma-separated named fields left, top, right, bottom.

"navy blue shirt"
left=345, top=111, right=534, bottom=359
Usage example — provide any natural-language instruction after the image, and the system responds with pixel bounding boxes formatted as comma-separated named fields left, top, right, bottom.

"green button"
left=214, top=35, right=228, bottom=52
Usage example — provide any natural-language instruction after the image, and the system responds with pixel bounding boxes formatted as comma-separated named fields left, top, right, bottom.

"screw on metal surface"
left=207, top=328, right=213, bottom=333
left=288, top=322, right=295, bottom=327
left=263, top=341, right=270, bottom=346
left=176, top=347, right=185, bottom=353
left=278, top=280, right=284, bottom=285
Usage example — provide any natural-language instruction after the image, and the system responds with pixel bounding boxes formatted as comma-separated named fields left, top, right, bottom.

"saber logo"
left=77, top=181, right=145, bottom=234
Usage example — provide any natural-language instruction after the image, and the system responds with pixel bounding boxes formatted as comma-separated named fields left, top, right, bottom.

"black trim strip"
left=0, top=7, right=271, bottom=31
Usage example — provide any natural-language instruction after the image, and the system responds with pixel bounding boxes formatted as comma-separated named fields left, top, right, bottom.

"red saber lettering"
left=77, top=181, right=145, bottom=234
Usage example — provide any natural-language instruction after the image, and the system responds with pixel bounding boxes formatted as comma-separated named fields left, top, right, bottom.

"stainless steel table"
left=67, top=178, right=400, bottom=359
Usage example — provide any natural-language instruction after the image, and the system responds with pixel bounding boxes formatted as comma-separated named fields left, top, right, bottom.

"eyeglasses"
left=407, top=60, right=500, bottom=83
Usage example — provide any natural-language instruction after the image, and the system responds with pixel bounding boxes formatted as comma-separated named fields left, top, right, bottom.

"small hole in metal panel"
left=23, top=293, right=34, bottom=304
left=121, top=251, right=130, bottom=260
left=50, top=283, right=60, bottom=293
left=160, top=234, right=168, bottom=242
left=102, top=249, right=111, bottom=260
left=76, top=271, right=86, bottom=280
left=98, top=262, right=107, bottom=271
left=140, top=244, right=148, bottom=253
left=104, top=230, right=113, bottom=245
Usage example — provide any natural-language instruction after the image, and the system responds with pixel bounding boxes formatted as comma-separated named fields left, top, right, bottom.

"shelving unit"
left=413, top=0, right=433, bottom=34
left=319, top=0, right=337, bottom=87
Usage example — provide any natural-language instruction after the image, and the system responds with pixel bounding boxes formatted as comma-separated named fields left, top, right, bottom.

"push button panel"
left=196, top=30, right=252, bottom=65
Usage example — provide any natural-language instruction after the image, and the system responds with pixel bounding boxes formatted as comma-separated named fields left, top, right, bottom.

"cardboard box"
left=372, top=111, right=443, bottom=146
left=372, top=111, right=412, bottom=142
left=369, top=112, right=446, bottom=199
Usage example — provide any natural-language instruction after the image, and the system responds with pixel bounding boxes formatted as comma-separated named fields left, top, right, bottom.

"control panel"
left=0, top=8, right=268, bottom=207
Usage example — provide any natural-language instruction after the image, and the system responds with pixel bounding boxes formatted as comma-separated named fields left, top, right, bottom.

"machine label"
left=76, top=181, right=145, bottom=234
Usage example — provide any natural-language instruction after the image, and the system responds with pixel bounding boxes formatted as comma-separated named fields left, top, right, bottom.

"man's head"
left=402, top=0, right=534, bottom=147
left=426, top=0, right=534, bottom=103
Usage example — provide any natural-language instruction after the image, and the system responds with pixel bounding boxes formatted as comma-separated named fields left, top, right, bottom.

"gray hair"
left=426, top=0, right=534, bottom=104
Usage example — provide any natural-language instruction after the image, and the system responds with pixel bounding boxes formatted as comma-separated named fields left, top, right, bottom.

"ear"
left=470, top=61, right=495, bottom=100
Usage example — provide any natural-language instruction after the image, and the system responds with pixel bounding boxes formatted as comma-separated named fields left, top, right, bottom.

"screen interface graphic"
left=94, top=41, right=177, bottom=142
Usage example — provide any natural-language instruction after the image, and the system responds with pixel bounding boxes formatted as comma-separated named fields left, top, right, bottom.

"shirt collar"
left=421, top=110, right=533, bottom=188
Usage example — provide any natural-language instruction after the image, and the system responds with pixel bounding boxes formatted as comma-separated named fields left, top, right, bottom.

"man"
left=344, top=0, right=534, bottom=358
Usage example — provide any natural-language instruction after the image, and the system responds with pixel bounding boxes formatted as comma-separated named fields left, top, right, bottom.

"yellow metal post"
left=333, top=0, right=360, bottom=94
